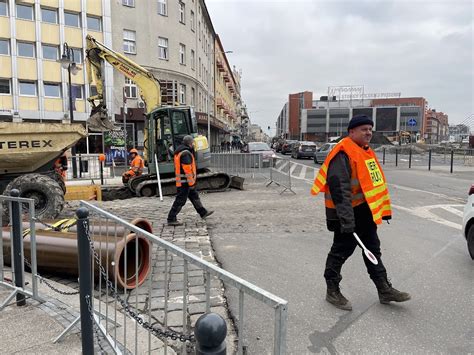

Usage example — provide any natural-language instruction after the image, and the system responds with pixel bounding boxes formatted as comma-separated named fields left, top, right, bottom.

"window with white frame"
left=70, top=84, right=84, bottom=99
left=41, top=8, right=57, bottom=24
left=179, top=43, right=185, bottom=65
left=190, top=10, right=195, bottom=31
left=44, top=82, right=61, bottom=98
left=17, top=42, right=35, bottom=57
left=123, top=30, right=136, bottom=54
left=42, top=44, right=59, bottom=60
left=0, top=0, right=8, bottom=16
left=124, top=78, right=137, bottom=98
left=64, top=12, right=80, bottom=27
left=0, top=39, right=9, bottom=55
left=122, top=0, right=135, bottom=7
left=87, top=15, right=102, bottom=31
left=191, top=50, right=195, bottom=70
left=179, top=84, right=186, bottom=104
left=19, top=81, right=37, bottom=96
left=158, top=37, right=168, bottom=60
left=158, top=0, right=167, bottom=16
left=71, top=48, right=83, bottom=63
left=16, top=4, right=33, bottom=20
left=0, top=78, right=10, bottom=94
left=178, top=2, right=185, bottom=23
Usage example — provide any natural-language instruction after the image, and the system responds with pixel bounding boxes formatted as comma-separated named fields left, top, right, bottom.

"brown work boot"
left=375, top=278, right=411, bottom=304
left=167, top=220, right=183, bottom=226
left=326, top=281, right=352, bottom=311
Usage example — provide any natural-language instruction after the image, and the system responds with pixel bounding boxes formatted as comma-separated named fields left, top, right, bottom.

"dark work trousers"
left=324, top=204, right=388, bottom=285
left=167, top=184, right=207, bottom=222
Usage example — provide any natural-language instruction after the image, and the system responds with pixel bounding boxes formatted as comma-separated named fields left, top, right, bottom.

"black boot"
left=375, top=278, right=411, bottom=304
left=326, top=280, right=352, bottom=311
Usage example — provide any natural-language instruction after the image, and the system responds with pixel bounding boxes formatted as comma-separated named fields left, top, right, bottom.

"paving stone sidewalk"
left=58, top=194, right=237, bottom=353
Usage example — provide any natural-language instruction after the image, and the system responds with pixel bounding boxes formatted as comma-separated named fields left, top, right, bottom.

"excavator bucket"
left=87, top=105, right=116, bottom=132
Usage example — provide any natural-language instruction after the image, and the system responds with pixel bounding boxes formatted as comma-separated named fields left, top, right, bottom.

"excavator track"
left=101, top=171, right=233, bottom=201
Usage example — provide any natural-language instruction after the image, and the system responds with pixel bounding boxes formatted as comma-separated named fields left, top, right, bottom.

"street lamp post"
left=59, top=42, right=81, bottom=178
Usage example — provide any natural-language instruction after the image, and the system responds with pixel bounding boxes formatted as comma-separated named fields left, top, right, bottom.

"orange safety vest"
left=311, top=137, right=392, bottom=225
left=174, top=150, right=196, bottom=187
left=129, top=155, right=144, bottom=175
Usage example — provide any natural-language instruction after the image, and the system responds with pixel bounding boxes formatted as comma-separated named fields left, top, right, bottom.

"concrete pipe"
left=2, top=228, right=152, bottom=290
left=20, top=217, right=153, bottom=238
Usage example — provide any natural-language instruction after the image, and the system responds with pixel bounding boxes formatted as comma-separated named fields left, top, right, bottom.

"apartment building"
left=0, top=0, right=111, bottom=153
left=111, top=0, right=223, bottom=146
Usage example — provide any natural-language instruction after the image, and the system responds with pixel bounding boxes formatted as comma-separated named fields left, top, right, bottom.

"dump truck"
left=0, top=122, right=87, bottom=219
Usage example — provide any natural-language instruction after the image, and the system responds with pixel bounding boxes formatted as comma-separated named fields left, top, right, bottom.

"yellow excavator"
left=85, top=35, right=231, bottom=198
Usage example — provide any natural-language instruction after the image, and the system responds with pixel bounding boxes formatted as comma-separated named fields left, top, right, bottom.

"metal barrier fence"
left=0, top=190, right=42, bottom=309
left=373, top=146, right=474, bottom=173
left=210, top=152, right=264, bottom=177
left=266, top=157, right=295, bottom=194
left=77, top=200, right=288, bottom=354
left=67, top=154, right=126, bottom=181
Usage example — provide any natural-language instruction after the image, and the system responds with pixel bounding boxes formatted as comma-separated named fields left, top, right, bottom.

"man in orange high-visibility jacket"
left=167, top=135, right=213, bottom=226
left=311, top=115, right=410, bottom=311
left=122, top=148, right=144, bottom=184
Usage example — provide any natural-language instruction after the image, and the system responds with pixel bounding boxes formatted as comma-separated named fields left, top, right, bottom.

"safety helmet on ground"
left=129, top=148, right=138, bottom=154
left=183, top=135, right=194, bottom=147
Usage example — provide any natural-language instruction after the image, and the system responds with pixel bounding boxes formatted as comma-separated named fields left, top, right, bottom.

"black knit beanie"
left=347, top=115, right=374, bottom=131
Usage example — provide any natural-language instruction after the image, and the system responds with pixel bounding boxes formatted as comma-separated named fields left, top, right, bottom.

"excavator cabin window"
left=153, top=108, right=192, bottom=163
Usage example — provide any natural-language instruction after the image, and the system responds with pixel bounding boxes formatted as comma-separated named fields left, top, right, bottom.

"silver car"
left=313, top=143, right=337, bottom=164
left=244, top=142, right=276, bottom=167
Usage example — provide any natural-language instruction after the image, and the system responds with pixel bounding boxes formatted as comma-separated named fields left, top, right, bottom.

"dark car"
left=280, top=140, right=298, bottom=155
left=291, top=141, right=317, bottom=159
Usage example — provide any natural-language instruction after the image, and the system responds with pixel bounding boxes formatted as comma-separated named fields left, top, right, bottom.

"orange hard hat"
left=129, top=148, right=138, bottom=154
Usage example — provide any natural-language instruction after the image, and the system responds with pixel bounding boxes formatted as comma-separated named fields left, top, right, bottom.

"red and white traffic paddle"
left=353, top=232, right=378, bottom=265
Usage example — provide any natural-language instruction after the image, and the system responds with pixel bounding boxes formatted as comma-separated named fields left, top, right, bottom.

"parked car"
left=242, top=142, right=276, bottom=167
left=462, top=184, right=474, bottom=259
left=280, top=140, right=298, bottom=155
left=291, top=141, right=317, bottom=159
left=313, top=143, right=337, bottom=164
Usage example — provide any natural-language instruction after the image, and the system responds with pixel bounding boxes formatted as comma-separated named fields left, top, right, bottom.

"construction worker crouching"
left=167, top=135, right=213, bottom=226
left=122, top=148, right=144, bottom=184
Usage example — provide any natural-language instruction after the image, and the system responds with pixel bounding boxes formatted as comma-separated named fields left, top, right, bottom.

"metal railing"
left=210, top=152, right=265, bottom=177
left=266, top=157, right=295, bottom=194
left=67, top=154, right=126, bottom=181
left=77, top=200, right=288, bottom=354
left=0, top=190, right=42, bottom=309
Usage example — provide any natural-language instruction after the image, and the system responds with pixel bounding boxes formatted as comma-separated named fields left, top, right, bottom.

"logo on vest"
left=365, top=158, right=384, bottom=186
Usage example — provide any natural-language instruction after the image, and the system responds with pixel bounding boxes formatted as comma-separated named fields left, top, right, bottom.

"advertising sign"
left=104, top=124, right=133, bottom=166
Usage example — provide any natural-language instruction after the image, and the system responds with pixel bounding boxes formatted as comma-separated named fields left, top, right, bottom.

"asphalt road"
left=204, top=157, right=473, bottom=354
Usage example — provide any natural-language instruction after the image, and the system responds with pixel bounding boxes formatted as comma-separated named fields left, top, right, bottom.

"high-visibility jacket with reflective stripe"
left=174, top=150, right=197, bottom=187
left=311, top=137, right=392, bottom=225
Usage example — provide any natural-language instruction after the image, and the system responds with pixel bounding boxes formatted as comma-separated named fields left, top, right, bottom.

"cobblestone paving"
left=57, top=195, right=236, bottom=353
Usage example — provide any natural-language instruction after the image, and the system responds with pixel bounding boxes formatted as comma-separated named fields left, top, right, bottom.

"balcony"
left=216, top=58, right=225, bottom=72
left=223, top=73, right=230, bottom=83
left=216, top=98, right=224, bottom=108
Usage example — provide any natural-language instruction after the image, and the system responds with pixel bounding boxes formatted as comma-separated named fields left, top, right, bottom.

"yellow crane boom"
left=85, top=34, right=162, bottom=131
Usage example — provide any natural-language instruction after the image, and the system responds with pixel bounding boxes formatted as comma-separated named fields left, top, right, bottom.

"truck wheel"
left=4, top=174, right=64, bottom=219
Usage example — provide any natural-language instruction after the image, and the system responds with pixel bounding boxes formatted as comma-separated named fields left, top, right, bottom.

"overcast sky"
left=206, top=0, right=473, bottom=134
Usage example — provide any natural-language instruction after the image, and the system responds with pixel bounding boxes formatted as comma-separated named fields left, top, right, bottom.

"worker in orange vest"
left=122, top=148, right=144, bottom=184
left=311, top=115, right=410, bottom=311
left=167, top=135, right=213, bottom=226
left=54, top=152, right=68, bottom=180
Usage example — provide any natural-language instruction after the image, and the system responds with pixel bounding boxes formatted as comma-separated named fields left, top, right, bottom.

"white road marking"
left=389, top=184, right=465, bottom=202
left=392, top=204, right=462, bottom=230
left=299, top=165, right=307, bottom=179
left=289, top=163, right=298, bottom=175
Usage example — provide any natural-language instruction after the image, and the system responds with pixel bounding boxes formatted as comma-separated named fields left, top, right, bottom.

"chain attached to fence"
left=82, top=219, right=196, bottom=346
left=85, top=295, right=107, bottom=354
left=23, top=258, right=80, bottom=296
